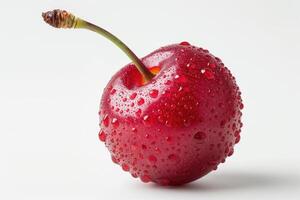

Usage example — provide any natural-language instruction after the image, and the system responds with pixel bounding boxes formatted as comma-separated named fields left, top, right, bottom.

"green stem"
left=75, top=19, right=154, bottom=82
left=42, top=9, right=154, bottom=82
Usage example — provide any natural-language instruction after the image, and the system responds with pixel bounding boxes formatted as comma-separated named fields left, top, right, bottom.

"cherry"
left=43, top=9, right=243, bottom=186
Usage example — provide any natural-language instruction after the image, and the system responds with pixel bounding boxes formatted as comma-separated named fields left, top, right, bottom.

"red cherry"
left=43, top=10, right=243, bottom=186
left=100, top=44, right=243, bottom=185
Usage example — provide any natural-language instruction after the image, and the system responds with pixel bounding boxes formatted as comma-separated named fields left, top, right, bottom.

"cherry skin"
left=99, top=43, right=243, bottom=186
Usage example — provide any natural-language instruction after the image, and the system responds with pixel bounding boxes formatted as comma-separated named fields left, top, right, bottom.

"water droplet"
left=183, top=119, right=191, bottom=127
left=98, top=130, right=106, bottom=142
left=122, top=98, right=127, bottom=102
left=165, top=80, right=172, bottom=85
left=165, top=136, right=171, bottom=142
left=168, top=154, right=179, bottom=161
left=225, top=146, right=229, bottom=154
left=132, top=127, right=137, bottom=132
left=157, top=115, right=164, bottom=123
left=178, top=86, right=183, bottom=92
left=240, top=122, right=243, bottom=128
left=240, top=103, right=244, bottom=109
left=112, top=118, right=119, bottom=128
left=122, top=164, right=130, bottom=171
left=143, top=115, right=149, bottom=121
left=220, top=120, right=225, bottom=127
left=110, top=88, right=116, bottom=95
left=179, top=41, right=190, bottom=46
left=174, top=75, right=180, bottom=79
left=131, top=173, right=138, bottom=178
left=102, top=115, right=109, bottom=127
left=208, top=62, right=216, bottom=68
left=203, top=69, right=215, bottom=79
left=154, top=147, right=161, bottom=154
left=148, top=155, right=157, bottom=163
left=149, top=89, right=159, bottom=98
left=137, top=98, right=145, bottom=105
left=130, top=92, right=137, bottom=100
left=228, top=148, right=234, bottom=156
left=235, top=135, right=241, bottom=144
left=141, top=175, right=151, bottom=183
left=135, top=109, right=142, bottom=116
left=234, top=130, right=240, bottom=137
left=232, top=123, right=236, bottom=131
left=194, top=131, right=206, bottom=141
left=165, top=120, right=171, bottom=127
left=111, top=156, right=118, bottom=164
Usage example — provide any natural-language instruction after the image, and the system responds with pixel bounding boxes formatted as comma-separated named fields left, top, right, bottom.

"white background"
left=0, top=0, right=299, bottom=199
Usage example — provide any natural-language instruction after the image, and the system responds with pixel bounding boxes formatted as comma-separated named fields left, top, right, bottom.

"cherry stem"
left=42, top=9, right=154, bottom=82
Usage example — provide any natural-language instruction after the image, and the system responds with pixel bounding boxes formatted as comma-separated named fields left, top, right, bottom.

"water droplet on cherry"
left=141, top=175, right=151, bottom=183
left=235, top=135, right=241, bottom=144
left=194, top=131, right=206, bottom=141
left=203, top=69, right=215, bottom=79
left=148, top=155, right=157, bottom=163
left=137, top=98, right=145, bottom=105
left=228, top=148, right=234, bottom=156
left=130, top=92, right=137, bottom=100
left=143, top=115, right=149, bottom=121
left=168, top=154, right=179, bottom=161
left=149, top=89, right=158, bottom=98
left=102, top=115, right=109, bottom=127
left=135, top=109, right=142, bottom=116
left=122, top=163, right=130, bottom=171
left=110, top=88, right=116, bottom=95
left=98, top=130, right=106, bottom=142
left=132, top=127, right=137, bottom=132
left=165, top=136, right=171, bottom=142
left=111, top=156, right=118, bottom=164
left=240, top=103, right=244, bottom=109
left=112, top=118, right=119, bottom=128
left=208, top=62, right=216, bottom=68
left=142, top=144, right=147, bottom=150
left=179, top=41, right=190, bottom=46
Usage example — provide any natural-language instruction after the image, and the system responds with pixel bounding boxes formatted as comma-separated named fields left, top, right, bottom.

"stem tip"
left=42, top=9, right=75, bottom=28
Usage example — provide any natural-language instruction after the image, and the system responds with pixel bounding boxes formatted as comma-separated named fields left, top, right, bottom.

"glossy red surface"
left=99, top=43, right=243, bottom=185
